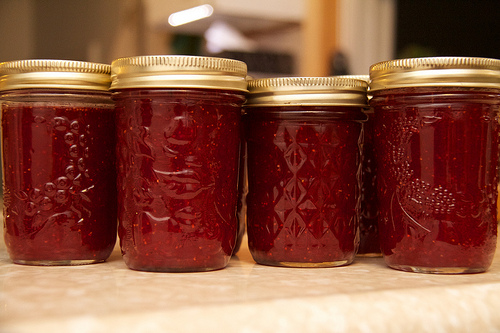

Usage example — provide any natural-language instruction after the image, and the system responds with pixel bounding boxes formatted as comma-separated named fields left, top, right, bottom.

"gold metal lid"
left=0, top=59, right=111, bottom=91
left=333, top=74, right=370, bottom=83
left=245, top=77, right=368, bottom=107
left=370, top=56, right=500, bottom=91
left=110, top=55, right=248, bottom=91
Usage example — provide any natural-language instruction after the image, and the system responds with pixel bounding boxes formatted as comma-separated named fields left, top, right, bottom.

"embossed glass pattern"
left=245, top=107, right=364, bottom=267
left=372, top=87, right=500, bottom=273
left=115, top=88, right=244, bottom=272
left=1, top=89, right=117, bottom=265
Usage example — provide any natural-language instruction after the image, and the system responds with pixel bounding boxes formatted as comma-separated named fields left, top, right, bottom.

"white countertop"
left=2, top=231, right=500, bottom=333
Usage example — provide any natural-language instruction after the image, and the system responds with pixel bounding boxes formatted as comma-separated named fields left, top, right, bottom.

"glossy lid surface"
left=110, top=55, right=248, bottom=91
left=246, top=76, right=368, bottom=107
left=370, top=57, right=500, bottom=91
left=0, top=59, right=111, bottom=91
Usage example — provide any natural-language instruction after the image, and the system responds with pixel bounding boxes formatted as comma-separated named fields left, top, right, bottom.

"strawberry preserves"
left=0, top=60, right=117, bottom=265
left=244, top=77, right=368, bottom=267
left=370, top=57, right=500, bottom=273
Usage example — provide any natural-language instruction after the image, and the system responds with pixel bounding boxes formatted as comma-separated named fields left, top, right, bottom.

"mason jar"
left=0, top=59, right=117, bottom=265
left=370, top=57, right=500, bottom=274
left=244, top=77, right=368, bottom=267
left=111, top=55, right=247, bottom=272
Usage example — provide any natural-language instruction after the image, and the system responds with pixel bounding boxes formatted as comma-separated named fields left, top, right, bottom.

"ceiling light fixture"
left=168, top=4, right=214, bottom=27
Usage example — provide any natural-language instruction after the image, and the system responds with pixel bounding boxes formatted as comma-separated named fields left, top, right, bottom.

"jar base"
left=387, top=263, right=487, bottom=274
left=256, top=259, right=353, bottom=268
left=123, top=258, right=230, bottom=272
left=356, top=252, right=383, bottom=258
left=126, top=265, right=227, bottom=273
left=12, top=259, right=105, bottom=266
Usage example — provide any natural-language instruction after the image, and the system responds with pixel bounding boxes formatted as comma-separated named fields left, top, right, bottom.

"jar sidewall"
left=1, top=89, right=117, bottom=262
left=0, top=89, right=114, bottom=108
left=244, top=105, right=368, bottom=122
left=243, top=105, right=363, bottom=263
left=114, top=87, right=242, bottom=270
left=371, top=86, right=499, bottom=270
left=112, top=88, right=246, bottom=104
left=370, top=87, right=500, bottom=108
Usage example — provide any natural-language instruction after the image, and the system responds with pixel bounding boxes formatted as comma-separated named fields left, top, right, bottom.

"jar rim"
left=369, top=56, right=500, bottom=91
left=0, top=59, right=111, bottom=91
left=110, top=55, right=248, bottom=92
left=245, top=76, right=369, bottom=107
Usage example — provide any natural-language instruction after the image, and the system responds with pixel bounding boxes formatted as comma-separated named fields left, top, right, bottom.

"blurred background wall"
left=0, top=0, right=499, bottom=76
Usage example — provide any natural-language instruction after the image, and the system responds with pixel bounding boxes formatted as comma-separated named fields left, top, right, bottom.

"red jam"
left=372, top=88, right=499, bottom=273
left=245, top=106, right=364, bottom=267
left=2, top=90, right=117, bottom=264
left=114, top=89, right=244, bottom=272
left=358, top=111, right=381, bottom=255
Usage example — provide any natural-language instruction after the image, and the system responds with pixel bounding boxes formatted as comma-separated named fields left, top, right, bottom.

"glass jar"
left=370, top=57, right=500, bottom=274
left=111, top=55, right=247, bottom=272
left=244, top=77, right=368, bottom=267
left=0, top=59, right=117, bottom=265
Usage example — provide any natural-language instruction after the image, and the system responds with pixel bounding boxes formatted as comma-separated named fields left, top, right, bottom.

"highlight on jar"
left=369, top=56, right=500, bottom=274
left=0, top=59, right=118, bottom=266
left=241, top=76, right=369, bottom=268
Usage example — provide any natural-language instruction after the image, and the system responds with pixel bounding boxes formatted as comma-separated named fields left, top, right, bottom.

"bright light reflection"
left=168, top=4, right=214, bottom=27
